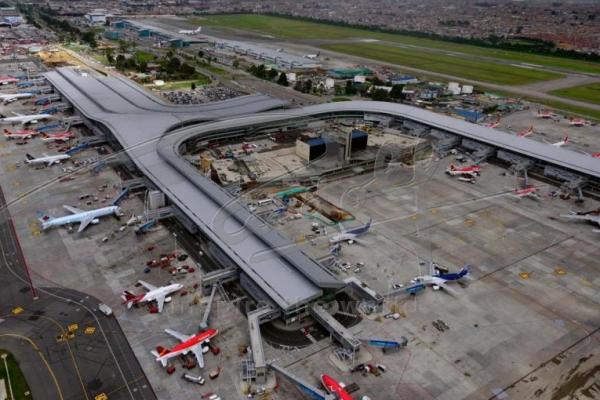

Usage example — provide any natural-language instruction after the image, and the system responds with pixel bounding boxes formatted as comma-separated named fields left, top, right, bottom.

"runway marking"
left=11, top=307, right=23, bottom=315
left=95, top=394, right=108, bottom=400
left=84, top=327, right=96, bottom=335
left=0, top=333, right=64, bottom=400
left=68, top=323, right=78, bottom=333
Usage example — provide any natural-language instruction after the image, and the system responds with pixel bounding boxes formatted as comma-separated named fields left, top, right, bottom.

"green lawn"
left=134, top=50, right=155, bottom=64
left=156, top=78, right=211, bottom=90
left=0, top=351, right=32, bottom=399
left=193, top=14, right=600, bottom=75
left=321, top=42, right=562, bottom=85
left=549, top=83, right=600, bottom=106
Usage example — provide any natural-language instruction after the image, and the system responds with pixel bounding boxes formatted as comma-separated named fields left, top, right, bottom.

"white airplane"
left=151, top=328, right=218, bottom=368
left=0, top=93, right=33, bottom=103
left=551, top=135, right=569, bottom=147
left=511, top=186, right=539, bottom=200
left=179, top=26, right=201, bottom=35
left=560, top=209, right=600, bottom=233
left=122, top=280, right=184, bottom=313
left=41, top=131, right=74, bottom=142
left=412, top=266, right=470, bottom=295
left=330, top=218, right=372, bottom=244
left=25, top=152, right=70, bottom=166
left=0, top=112, right=52, bottom=125
left=40, top=204, right=121, bottom=233
left=304, top=52, right=320, bottom=60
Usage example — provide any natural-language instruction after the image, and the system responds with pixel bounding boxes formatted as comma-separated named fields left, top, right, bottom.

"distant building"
left=85, top=10, right=109, bottom=26
left=0, top=7, right=23, bottom=26
left=390, top=75, right=419, bottom=85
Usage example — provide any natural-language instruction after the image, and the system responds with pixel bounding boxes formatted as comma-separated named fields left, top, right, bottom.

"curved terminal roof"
left=44, top=67, right=600, bottom=311
left=44, top=67, right=333, bottom=311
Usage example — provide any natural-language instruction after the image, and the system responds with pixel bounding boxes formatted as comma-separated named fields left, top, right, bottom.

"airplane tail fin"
left=151, top=346, right=170, bottom=367
left=449, top=164, right=455, bottom=170
left=121, top=291, right=142, bottom=308
left=25, top=153, right=34, bottom=160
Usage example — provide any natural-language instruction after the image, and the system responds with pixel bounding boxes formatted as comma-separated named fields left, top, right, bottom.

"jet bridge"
left=268, top=363, right=334, bottom=400
left=309, top=303, right=361, bottom=352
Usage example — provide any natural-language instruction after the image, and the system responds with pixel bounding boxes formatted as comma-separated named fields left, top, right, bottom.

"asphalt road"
left=0, top=183, right=157, bottom=400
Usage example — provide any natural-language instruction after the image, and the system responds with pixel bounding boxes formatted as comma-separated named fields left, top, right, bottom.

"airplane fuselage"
left=41, top=206, right=119, bottom=230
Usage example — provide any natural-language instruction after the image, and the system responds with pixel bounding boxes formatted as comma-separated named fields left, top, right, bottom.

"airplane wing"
left=63, top=205, right=84, bottom=214
left=165, top=328, right=192, bottom=342
left=156, top=295, right=166, bottom=313
left=191, top=344, right=205, bottom=368
left=77, top=217, right=94, bottom=233
left=138, top=280, right=158, bottom=292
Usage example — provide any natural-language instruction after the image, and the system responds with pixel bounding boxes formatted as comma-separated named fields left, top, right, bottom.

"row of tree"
left=247, top=64, right=289, bottom=86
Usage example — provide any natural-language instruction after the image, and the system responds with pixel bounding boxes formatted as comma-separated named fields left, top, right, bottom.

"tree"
left=198, top=50, right=204, bottom=58
left=277, top=72, right=288, bottom=86
left=105, top=47, right=114, bottom=65
left=389, top=84, right=405, bottom=100
left=191, top=82, right=196, bottom=90
left=344, top=80, right=356, bottom=95
left=371, top=88, right=389, bottom=101
left=232, top=59, right=240, bottom=69
left=82, top=31, right=97, bottom=48
left=118, top=40, right=129, bottom=53
left=115, top=54, right=126, bottom=70
left=267, top=68, right=278, bottom=81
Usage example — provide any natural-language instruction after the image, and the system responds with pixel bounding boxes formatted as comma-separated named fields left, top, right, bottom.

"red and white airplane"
left=321, top=374, right=353, bottom=400
left=484, top=118, right=500, bottom=129
left=446, top=164, right=482, bottom=177
left=0, top=76, right=18, bottom=85
left=537, top=110, right=555, bottom=119
left=512, top=186, right=539, bottom=199
left=569, top=118, right=586, bottom=127
left=551, top=135, right=569, bottom=147
left=591, top=152, right=600, bottom=159
left=517, top=126, right=534, bottom=138
left=151, top=328, right=218, bottom=368
left=3, top=128, right=38, bottom=140
left=121, top=280, right=183, bottom=312
left=41, top=131, right=74, bottom=142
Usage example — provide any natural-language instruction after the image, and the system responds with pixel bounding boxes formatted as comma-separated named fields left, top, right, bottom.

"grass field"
left=134, top=51, right=155, bottom=64
left=0, top=350, right=32, bottom=399
left=155, top=78, right=211, bottom=90
left=549, top=83, right=600, bottom=106
left=321, top=42, right=562, bottom=85
left=193, top=14, right=600, bottom=75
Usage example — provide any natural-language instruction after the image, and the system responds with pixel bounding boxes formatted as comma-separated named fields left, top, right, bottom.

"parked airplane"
left=569, top=118, right=586, bottom=127
left=321, top=374, right=353, bottom=400
left=40, top=204, right=120, bottom=233
left=122, top=280, right=184, bottom=312
left=151, top=328, right=218, bottom=368
left=560, top=209, right=600, bottom=232
left=517, top=126, right=534, bottom=138
left=41, top=130, right=74, bottom=142
left=330, top=218, right=372, bottom=244
left=484, top=118, right=500, bottom=128
left=537, top=110, right=555, bottom=119
left=4, top=128, right=38, bottom=140
left=179, top=26, right=201, bottom=35
left=591, top=153, right=600, bottom=159
left=0, top=76, right=19, bottom=85
left=413, top=266, right=470, bottom=295
left=0, top=93, right=33, bottom=103
left=25, top=152, right=70, bottom=166
left=304, top=52, right=320, bottom=60
left=0, top=112, right=52, bottom=125
left=551, top=135, right=569, bottom=147
left=446, top=164, right=482, bottom=177
left=512, top=186, right=539, bottom=199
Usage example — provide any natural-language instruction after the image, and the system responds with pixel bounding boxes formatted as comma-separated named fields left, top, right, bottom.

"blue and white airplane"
left=413, top=264, right=470, bottom=295
left=329, top=218, right=372, bottom=244
left=40, top=205, right=121, bottom=233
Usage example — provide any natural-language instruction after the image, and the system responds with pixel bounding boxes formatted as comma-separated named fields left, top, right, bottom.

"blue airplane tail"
left=438, top=266, right=470, bottom=281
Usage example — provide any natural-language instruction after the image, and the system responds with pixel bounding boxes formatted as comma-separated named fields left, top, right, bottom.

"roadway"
left=0, top=182, right=156, bottom=400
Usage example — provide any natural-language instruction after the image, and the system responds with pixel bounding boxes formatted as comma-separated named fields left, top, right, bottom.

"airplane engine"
left=91, top=218, right=100, bottom=224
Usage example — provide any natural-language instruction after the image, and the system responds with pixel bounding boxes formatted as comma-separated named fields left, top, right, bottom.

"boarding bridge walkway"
left=309, top=304, right=361, bottom=352
left=268, top=363, right=334, bottom=400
